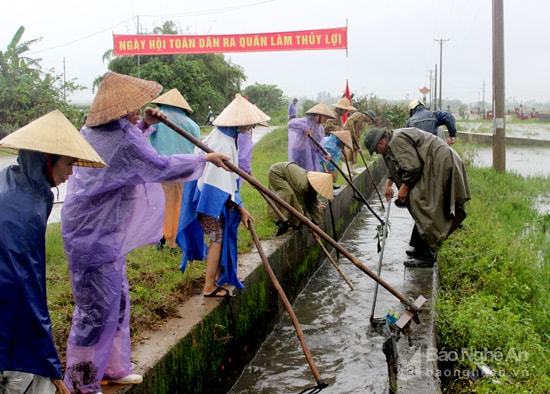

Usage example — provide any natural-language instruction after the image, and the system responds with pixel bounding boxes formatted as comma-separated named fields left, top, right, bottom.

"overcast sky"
left=2, top=0, right=549, bottom=107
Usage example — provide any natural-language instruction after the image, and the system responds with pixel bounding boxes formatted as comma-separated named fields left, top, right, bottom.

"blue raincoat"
left=321, top=134, right=343, bottom=171
left=149, top=105, right=200, bottom=155
left=0, top=150, right=62, bottom=380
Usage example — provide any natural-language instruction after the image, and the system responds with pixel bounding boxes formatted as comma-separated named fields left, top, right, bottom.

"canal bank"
left=103, top=155, right=442, bottom=394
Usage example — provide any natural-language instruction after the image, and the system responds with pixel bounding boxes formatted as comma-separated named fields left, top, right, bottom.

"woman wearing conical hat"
left=0, top=110, right=105, bottom=394
left=287, top=102, right=335, bottom=172
left=148, top=88, right=202, bottom=252
left=321, top=129, right=353, bottom=188
left=177, top=94, right=270, bottom=298
left=344, top=109, right=376, bottom=164
left=60, top=72, right=229, bottom=393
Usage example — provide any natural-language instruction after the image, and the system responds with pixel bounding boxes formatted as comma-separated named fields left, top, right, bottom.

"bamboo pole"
left=248, top=220, right=327, bottom=389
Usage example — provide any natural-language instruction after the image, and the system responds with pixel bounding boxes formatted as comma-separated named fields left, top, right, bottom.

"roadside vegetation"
left=436, top=161, right=550, bottom=392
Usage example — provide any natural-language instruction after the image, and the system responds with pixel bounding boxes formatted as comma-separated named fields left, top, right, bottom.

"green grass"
left=436, top=167, right=550, bottom=393
left=42, top=130, right=550, bottom=392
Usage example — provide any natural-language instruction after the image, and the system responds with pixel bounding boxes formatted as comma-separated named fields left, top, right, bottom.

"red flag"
left=342, top=80, right=352, bottom=123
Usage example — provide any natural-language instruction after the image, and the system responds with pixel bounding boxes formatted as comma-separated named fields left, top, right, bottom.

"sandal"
left=204, top=286, right=234, bottom=298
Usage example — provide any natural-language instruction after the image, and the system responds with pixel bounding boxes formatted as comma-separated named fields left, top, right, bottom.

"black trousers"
left=409, top=224, right=437, bottom=261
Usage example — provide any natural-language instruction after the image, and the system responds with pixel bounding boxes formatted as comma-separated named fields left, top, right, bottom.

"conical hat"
left=305, top=103, right=336, bottom=119
left=85, top=72, right=162, bottom=127
left=0, top=110, right=106, bottom=168
left=151, top=88, right=193, bottom=112
left=330, top=129, right=353, bottom=149
left=307, top=171, right=333, bottom=200
left=332, top=97, right=356, bottom=111
left=213, top=94, right=270, bottom=127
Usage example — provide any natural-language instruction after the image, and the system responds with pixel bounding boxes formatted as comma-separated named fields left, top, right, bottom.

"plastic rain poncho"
left=149, top=105, right=201, bottom=248
left=267, top=161, right=322, bottom=227
left=177, top=127, right=245, bottom=290
left=149, top=105, right=200, bottom=155
left=287, top=115, right=325, bottom=171
left=61, top=118, right=208, bottom=393
left=321, top=134, right=343, bottom=171
left=383, top=127, right=470, bottom=249
left=0, top=150, right=62, bottom=381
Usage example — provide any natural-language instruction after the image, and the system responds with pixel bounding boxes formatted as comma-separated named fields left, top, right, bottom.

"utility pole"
left=434, top=38, right=449, bottom=110
left=433, top=64, right=438, bottom=109
left=427, top=69, right=433, bottom=107
left=493, top=0, right=505, bottom=172
left=482, top=80, right=486, bottom=117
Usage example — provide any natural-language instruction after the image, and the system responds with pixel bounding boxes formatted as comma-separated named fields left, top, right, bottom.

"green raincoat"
left=268, top=162, right=322, bottom=227
left=383, top=127, right=470, bottom=249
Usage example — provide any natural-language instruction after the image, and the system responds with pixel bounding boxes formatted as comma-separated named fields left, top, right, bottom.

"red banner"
left=112, top=27, right=347, bottom=56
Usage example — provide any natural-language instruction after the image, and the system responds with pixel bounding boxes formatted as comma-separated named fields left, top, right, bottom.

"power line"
left=28, top=1, right=277, bottom=55
left=29, top=17, right=135, bottom=55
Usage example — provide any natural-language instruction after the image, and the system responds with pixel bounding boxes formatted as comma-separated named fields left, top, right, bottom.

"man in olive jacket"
left=268, top=161, right=333, bottom=235
left=364, top=127, right=471, bottom=267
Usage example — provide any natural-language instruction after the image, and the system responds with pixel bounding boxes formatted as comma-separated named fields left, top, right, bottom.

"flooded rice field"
left=460, top=121, right=550, bottom=140
left=460, top=121, right=550, bottom=177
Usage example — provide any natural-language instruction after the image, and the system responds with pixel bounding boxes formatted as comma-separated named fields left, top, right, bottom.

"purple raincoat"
left=61, top=118, right=207, bottom=393
left=287, top=115, right=325, bottom=171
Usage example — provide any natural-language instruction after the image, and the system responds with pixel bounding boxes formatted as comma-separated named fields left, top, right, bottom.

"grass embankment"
left=437, top=165, right=550, bottom=392
left=44, top=129, right=549, bottom=392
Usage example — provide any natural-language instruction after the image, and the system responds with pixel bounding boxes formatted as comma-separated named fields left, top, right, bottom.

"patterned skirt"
left=198, top=213, right=224, bottom=243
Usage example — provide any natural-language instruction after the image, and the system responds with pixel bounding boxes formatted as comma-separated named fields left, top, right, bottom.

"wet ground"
left=227, top=122, right=550, bottom=393
left=1, top=122, right=547, bottom=392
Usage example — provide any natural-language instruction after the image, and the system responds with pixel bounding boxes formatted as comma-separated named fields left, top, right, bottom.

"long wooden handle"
left=314, top=236, right=354, bottom=291
left=348, top=127, right=384, bottom=208
left=248, top=220, right=327, bottom=388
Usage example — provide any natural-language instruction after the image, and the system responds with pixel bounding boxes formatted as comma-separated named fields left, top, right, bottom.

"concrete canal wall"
left=457, top=130, right=550, bottom=146
left=104, top=158, right=439, bottom=394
